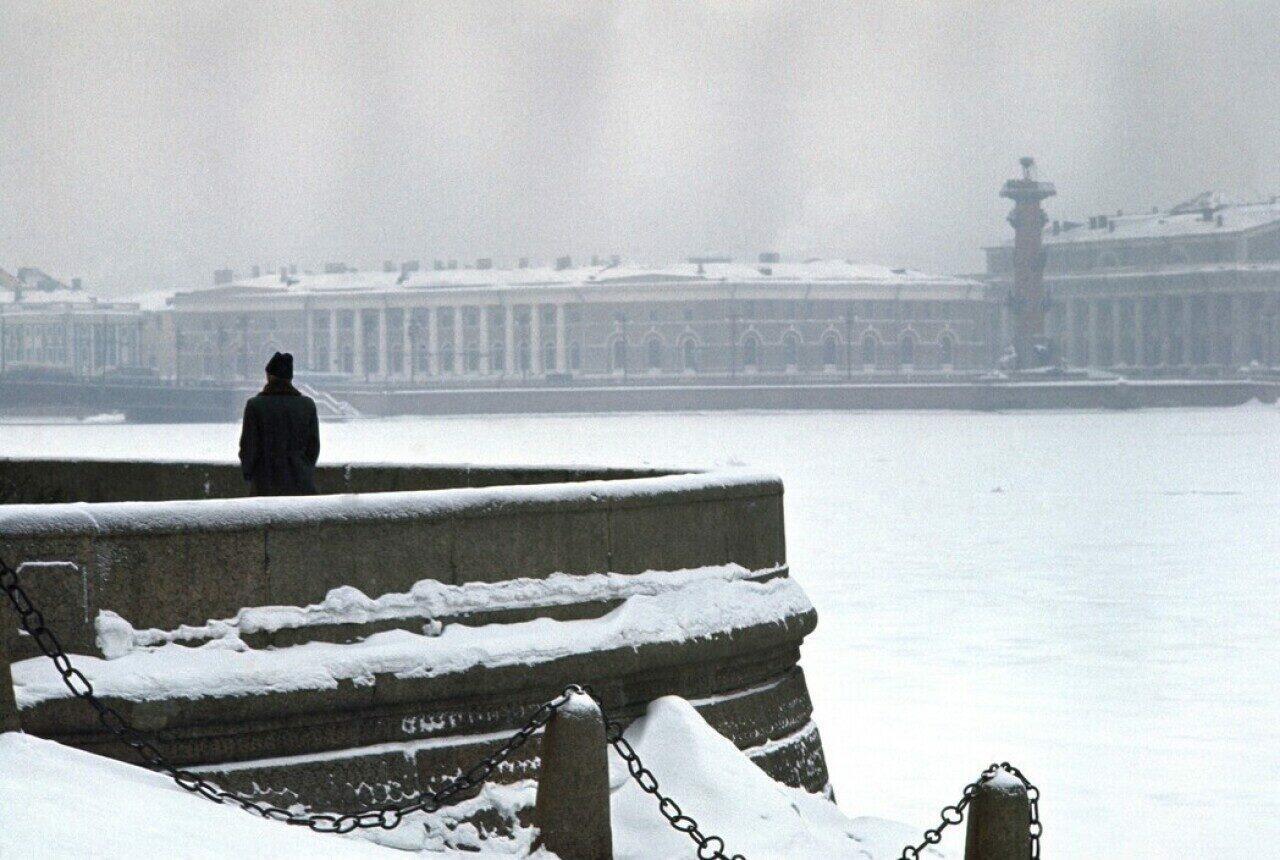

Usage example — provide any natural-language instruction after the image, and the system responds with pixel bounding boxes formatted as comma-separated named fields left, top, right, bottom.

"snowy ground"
left=0, top=695, right=921, bottom=860
left=3, top=406, right=1279, bottom=858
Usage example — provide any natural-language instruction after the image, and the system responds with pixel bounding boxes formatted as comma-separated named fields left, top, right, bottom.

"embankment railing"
left=0, top=555, right=1040, bottom=859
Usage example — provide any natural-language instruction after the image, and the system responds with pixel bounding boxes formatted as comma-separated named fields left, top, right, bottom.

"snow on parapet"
left=97, top=563, right=780, bottom=656
left=12, top=576, right=813, bottom=708
left=0, top=468, right=780, bottom=536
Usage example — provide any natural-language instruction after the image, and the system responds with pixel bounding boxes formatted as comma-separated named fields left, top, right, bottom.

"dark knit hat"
left=265, top=351, right=294, bottom=379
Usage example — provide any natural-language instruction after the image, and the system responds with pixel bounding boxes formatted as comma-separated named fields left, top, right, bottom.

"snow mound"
left=0, top=732, right=395, bottom=858
left=610, top=697, right=947, bottom=859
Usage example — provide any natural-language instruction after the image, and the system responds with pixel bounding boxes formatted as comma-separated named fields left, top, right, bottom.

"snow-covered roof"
left=171, top=259, right=979, bottom=305
left=995, top=192, right=1280, bottom=248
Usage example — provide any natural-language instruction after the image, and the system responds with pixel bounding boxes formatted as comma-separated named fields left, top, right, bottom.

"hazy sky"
left=3, top=1, right=1280, bottom=295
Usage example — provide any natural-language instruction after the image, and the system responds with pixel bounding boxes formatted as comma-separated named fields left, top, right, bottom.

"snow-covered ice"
left=3, top=406, right=1279, bottom=857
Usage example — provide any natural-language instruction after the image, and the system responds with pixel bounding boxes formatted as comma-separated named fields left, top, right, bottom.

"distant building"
left=165, top=260, right=992, bottom=383
left=0, top=271, right=152, bottom=376
left=984, top=191, right=1280, bottom=369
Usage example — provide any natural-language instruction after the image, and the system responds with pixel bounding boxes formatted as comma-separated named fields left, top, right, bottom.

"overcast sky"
left=3, top=1, right=1279, bottom=295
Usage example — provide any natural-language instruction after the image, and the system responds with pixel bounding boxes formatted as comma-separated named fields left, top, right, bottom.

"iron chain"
left=0, top=555, right=578, bottom=834
left=899, top=761, right=1041, bottom=859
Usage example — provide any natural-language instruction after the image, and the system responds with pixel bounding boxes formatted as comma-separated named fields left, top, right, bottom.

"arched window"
left=782, top=332, right=800, bottom=369
left=861, top=333, right=879, bottom=367
left=646, top=336, right=663, bottom=371
left=896, top=332, right=916, bottom=366
left=939, top=335, right=955, bottom=368
left=899, top=333, right=916, bottom=367
left=611, top=338, right=627, bottom=372
left=742, top=334, right=760, bottom=370
left=680, top=338, right=698, bottom=372
left=821, top=334, right=839, bottom=368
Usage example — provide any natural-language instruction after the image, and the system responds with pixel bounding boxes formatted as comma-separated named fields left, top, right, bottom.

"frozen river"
left=3, top=406, right=1279, bottom=858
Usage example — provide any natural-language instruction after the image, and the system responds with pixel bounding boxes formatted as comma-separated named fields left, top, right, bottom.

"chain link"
left=899, top=761, right=1041, bottom=859
left=0, top=555, right=579, bottom=834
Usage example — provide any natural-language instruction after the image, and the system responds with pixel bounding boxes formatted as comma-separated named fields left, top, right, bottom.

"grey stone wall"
left=0, top=457, right=826, bottom=825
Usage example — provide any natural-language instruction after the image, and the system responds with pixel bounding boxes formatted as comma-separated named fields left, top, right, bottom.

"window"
left=742, top=334, right=760, bottom=369
left=940, top=335, right=955, bottom=367
left=647, top=336, right=663, bottom=370
left=821, top=334, right=839, bottom=368
left=491, top=341, right=505, bottom=373
left=899, top=333, right=915, bottom=367
left=861, top=333, right=878, bottom=367
left=570, top=341, right=581, bottom=371
left=543, top=341, right=556, bottom=371
left=680, top=338, right=698, bottom=372
left=611, top=338, right=627, bottom=372
left=782, top=332, right=800, bottom=369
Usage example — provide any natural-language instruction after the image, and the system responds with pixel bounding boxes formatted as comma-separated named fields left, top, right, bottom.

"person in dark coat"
left=239, top=352, right=320, bottom=496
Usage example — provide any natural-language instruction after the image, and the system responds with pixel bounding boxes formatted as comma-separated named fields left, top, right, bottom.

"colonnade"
left=315, top=303, right=568, bottom=380
left=1054, top=291, right=1276, bottom=368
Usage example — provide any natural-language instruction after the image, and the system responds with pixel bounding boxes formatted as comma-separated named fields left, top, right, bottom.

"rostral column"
left=1001, top=156, right=1056, bottom=369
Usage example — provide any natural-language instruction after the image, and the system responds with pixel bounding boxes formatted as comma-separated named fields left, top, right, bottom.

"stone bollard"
left=964, top=767, right=1031, bottom=860
left=0, top=616, right=19, bottom=733
left=533, top=691, right=613, bottom=860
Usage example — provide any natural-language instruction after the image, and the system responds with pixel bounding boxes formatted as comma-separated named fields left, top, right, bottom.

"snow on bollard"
left=0, top=624, right=18, bottom=733
left=964, top=767, right=1031, bottom=860
left=533, top=691, right=613, bottom=860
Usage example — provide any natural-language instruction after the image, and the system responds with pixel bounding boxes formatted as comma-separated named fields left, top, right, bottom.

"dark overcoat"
left=238, top=382, right=320, bottom=496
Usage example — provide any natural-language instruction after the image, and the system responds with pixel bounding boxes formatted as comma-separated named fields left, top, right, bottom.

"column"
left=530, top=304, right=543, bottom=374
left=479, top=307, right=490, bottom=375
left=1111, top=299, right=1123, bottom=366
left=504, top=305, right=516, bottom=375
left=1134, top=297, right=1147, bottom=367
left=402, top=309, right=413, bottom=380
left=1183, top=295, right=1196, bottom=366
left=326, top=310, right=337, bottom=373
left=426, top=307, right=438, bottom=375
left=554, top=304, right=567, bottom=372
left=1061, top=297, right=1075, bottom=366
left=452, top=306, right=464, bottom=375
left=377, top=307, right=388, bottom=380
left=304, top=306, right=314, bottom=371
left=1087, top=301, right=1101, bottom=369
left=353, top=310, right=365, bottom=377
left=1230, top=295, right=1246, bottom=368
left=1161, top=297, right=1174, bottom=365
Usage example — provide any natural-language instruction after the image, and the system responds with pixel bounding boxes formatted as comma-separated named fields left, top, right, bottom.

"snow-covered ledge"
left=0, top=457, right=826, bottom=816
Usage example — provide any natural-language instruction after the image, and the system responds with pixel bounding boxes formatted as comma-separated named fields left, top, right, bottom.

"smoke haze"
left=3, top=1, right=1279, bottom=294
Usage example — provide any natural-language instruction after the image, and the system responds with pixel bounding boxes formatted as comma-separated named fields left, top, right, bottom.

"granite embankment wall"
left=0, top=458, right=828, bottom=814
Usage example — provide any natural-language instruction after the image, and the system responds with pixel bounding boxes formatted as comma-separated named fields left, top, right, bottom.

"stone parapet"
left=0, top=457, right=826, bottom=827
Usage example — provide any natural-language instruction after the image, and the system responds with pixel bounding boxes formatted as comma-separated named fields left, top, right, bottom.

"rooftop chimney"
left=518, top=257, right=530, bottom=269
left=213, top=268, right=235, bottom=285
left=758, top=252, right=781, bottom=264
left=251, top=265, right=261, bottom=278
left=383, top=260, right=396, bottom=272
left=476, top=257, right=493, bottom=270
left=555, top=255, right=573, bottom=271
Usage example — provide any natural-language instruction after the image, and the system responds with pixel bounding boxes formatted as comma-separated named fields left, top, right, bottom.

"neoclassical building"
left=984, top=192, right=1280, bottom=369
left=162, top=259, right=992, bottom=383
left=0, top=269, right=153, bottom=377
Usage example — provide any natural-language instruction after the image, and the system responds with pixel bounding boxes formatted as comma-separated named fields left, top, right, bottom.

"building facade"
left=984, top=192, right=1280, bottom=369
left=165, top=260, right=993, bottom=384
left=0, top=269, right=155, bottom=377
